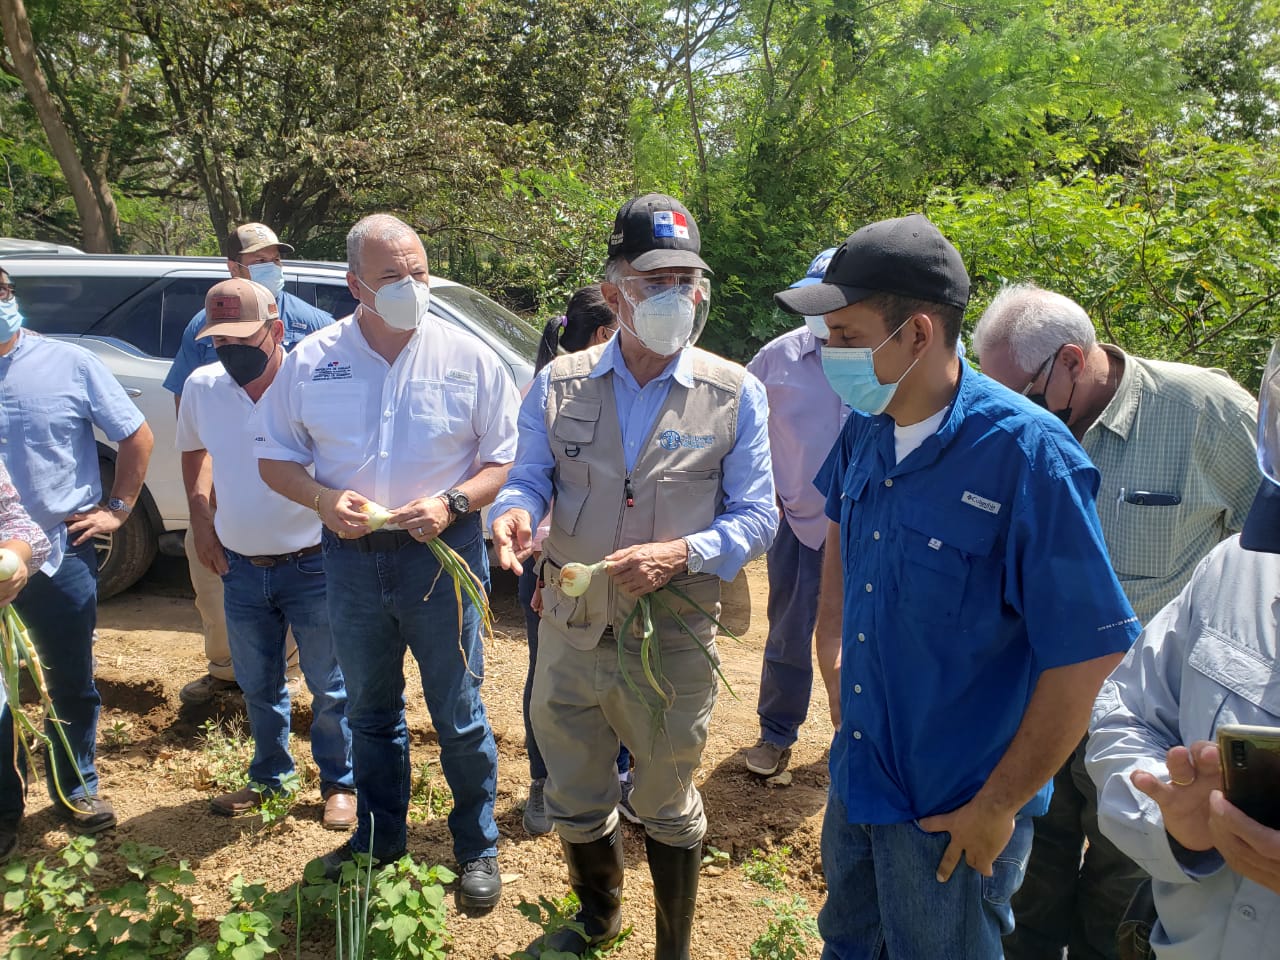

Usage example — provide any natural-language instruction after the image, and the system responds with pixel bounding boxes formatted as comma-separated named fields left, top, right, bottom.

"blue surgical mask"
left=248, top=261, right=285, bottom=298
left=0, top=298, right=24, bottom=341
left=820, top=317, right=918, bottom=415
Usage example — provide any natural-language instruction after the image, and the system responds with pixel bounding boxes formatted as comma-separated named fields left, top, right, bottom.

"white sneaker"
left=617, top=772, right=641, bottom=825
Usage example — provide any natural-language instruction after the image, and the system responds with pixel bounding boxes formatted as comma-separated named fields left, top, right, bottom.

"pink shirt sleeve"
left=0, top=460, right=51, bottom=574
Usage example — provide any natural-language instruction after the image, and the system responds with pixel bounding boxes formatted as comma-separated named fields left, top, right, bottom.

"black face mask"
left=1027, top=345, right=1075, bottom=424
left=216, top=329, right=271, bottom=387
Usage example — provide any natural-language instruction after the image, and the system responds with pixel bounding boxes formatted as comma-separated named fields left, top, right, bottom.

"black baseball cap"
left=607, top=193, right=711, bottom=273
left=774, top=214, right=969, bottom=316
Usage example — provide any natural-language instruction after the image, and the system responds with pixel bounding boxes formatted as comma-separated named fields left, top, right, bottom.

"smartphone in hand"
left=1217, top=724, right=1280, bottom=830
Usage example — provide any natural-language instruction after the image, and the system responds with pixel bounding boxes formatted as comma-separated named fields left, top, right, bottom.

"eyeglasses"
left=0, top=284, right=14, bottom=301
left=1020, top=351, right=1057, bottom=396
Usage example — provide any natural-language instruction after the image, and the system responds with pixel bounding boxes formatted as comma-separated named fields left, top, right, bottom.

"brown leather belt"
left=244, top=543, right=322, bottom=568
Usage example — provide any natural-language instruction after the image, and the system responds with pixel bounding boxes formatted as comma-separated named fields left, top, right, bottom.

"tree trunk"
left=0, top=0, right=120, bottom=251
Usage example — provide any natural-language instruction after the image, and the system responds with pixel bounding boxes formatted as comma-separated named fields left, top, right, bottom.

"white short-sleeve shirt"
left=176, top=361, right=321, bottom=556
left=250, top=310, right=520, bottom=509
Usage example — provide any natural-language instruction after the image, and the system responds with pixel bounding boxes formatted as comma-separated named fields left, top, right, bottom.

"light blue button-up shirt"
left=491, top=337, right=777, bottom=580
left=0, top=331, right=146, bottom=573
left=1088, top=535, right=1280, bottom=959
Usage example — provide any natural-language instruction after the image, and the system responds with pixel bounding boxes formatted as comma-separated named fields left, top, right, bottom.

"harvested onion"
left=0, top=548, right=20, bottom=581
left=361, top=501, right=394, bottom=531
left=558, top=560, right=609, bottom=597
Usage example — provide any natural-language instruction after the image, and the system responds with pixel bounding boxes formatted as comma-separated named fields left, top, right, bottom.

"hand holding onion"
left=558, top=560, right=610, bottom=597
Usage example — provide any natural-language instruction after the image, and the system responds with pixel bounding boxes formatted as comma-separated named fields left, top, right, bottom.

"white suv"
left=1, top=255, right=540, bottom=597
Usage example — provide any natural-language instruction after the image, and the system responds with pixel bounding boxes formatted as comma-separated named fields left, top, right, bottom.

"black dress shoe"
left=53, top=797, right=116, bottom=834
left=458, top=855, right=502, bottom=910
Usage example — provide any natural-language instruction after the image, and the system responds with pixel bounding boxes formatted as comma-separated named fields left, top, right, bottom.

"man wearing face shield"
left=490, top=193, right=778, bottom=959
left=1085, top=339, right=1280, bottom=958
left=773, top=215, right=1141, bottom=959
left=254, top=214, right=519, bottom=908
left=738, top=248, right=847, bottom=778
left=176, top=279, right=354, bottom=829
left=166, top=223, right=334, bottom=708
left=973, top=285, right=1260, bottom=960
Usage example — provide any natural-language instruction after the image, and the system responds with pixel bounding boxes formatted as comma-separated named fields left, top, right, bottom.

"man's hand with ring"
left=388, top=496, right=451, bottom=542
left=1131, top=740, right=1222, bottom=852
left=320, top=489, right=373, bottom=539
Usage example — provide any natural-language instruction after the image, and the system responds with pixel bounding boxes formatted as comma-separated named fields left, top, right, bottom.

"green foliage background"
left=3, top=0, right=1279, bottom=383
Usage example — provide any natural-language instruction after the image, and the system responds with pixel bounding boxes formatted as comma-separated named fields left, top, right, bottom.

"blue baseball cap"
left=790, top=248, right=837, bottom=289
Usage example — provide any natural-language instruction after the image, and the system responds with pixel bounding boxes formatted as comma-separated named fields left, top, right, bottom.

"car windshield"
left=431, top=284, right=539, bottom=364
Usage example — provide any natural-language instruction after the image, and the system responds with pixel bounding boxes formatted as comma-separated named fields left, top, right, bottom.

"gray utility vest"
left=539, top=342, right=746, bottom=652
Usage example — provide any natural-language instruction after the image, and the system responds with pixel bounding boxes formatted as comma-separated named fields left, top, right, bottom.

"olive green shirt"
left=1084, top=345, right=1259, bottom=624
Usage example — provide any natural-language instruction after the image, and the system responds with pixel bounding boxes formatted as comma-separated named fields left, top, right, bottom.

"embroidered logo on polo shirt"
left=312, top=359, right=352, bottom=381
left=445, top=368, right=476, bottom=384
left=961, top=491, right=1001, bottom=515
left=659, top=429, right=714, bottom=451
left=288, top=318, right=309, bottom=332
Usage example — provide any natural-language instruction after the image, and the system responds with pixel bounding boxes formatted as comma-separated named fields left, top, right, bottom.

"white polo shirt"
left=177, top=361, right=322, bottom=556
left=250, top=310, right=519, bottom=509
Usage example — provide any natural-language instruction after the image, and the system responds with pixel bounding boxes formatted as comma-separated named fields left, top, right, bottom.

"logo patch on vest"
left=658, top=430, right=714, bottom=451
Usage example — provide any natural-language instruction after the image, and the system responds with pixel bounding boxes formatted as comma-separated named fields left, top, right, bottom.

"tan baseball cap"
left=225, top=222, right=295, bottom=258
left=195, top=279, right=280, bottom=339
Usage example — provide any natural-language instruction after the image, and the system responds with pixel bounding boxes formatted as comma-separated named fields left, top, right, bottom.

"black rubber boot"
left=645, top=834, right=701, bottom=960
left=525, top=826, right=625, bottom=958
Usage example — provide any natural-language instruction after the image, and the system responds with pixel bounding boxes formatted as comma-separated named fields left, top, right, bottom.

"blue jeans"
left=323, top=515, right=499, bottom=863
left=220, top=548, right=353, bottom=794
left=819, top=789, right=1034, bottom=960
left=0, top=540, right=100, bottom=819
left=757, top=517, right=824, bottom=747
left=519, top=565, right=629, bottom=782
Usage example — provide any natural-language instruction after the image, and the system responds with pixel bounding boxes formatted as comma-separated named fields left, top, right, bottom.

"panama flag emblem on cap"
left=653, top=210, right=690, bottom=240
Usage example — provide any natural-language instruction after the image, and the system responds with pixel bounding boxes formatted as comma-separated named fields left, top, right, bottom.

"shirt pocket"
left=654, top=468, right=722, bottom=541
left=1185, top=626, right=1280, bottom=736
left=17, top=396, right=79, bottom=449
left=896, top=504, right=998, bottom=625
left=301, top=383, right=368, bottom=460
left=1107, top=489, right=1186, bottom=581
left=552, top=459, right=591, bottom=536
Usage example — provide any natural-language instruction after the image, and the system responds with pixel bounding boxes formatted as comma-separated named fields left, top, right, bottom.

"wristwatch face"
left=687, top=548, right=704, bottom=574
left=107, top=497, right=130, bottom=514
left=447, top=489, right=470, bottom=516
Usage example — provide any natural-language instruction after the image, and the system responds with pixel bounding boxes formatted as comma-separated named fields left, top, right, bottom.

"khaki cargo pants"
left=531, top=620, right=718, bottom=848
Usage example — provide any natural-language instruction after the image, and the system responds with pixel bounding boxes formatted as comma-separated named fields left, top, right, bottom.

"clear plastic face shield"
left=616, top=272, right=712, bottom=356
left=1258, top=340, right=1280, bottom=486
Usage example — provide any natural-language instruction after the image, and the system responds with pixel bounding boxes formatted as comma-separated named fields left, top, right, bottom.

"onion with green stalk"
left=559, top=556, right=741, bottom=744
left=0, top=547, right=96, bottom=811
left=360, top=501, right=496, bottom=675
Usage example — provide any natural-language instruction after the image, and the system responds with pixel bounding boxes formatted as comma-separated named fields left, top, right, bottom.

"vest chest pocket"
left=552, top=459, right=591, bottom=536
left=553, top=397, right=601, bottom=450
left=654, top=469, right=722, bottom=542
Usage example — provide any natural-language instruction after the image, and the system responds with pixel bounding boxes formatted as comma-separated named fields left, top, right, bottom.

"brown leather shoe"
left=210, top=786, right=260, bottom=817
left=322, top=790, right=357, bottom=831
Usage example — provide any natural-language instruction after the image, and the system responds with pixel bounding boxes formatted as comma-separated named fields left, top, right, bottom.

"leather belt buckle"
left=249, top=556, right=277, bottom=568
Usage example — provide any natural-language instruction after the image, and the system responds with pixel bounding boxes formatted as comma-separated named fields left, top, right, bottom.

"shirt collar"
left=799, top=326, right=823, bottom=358
left=589, top=336, right=694, bottom=389
left=1090, top=344, right=1138, bottom=440
left=0, top=329, right=29, bottom=362
left=882, top=357, right=967, bottom=474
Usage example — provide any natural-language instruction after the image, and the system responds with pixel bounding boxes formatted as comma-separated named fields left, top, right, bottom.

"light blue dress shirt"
left=0, top=331, right=146, bottom=573
left=162, top=290, right=333, bottom=394
left=491, top=337, right=777, bottom=581
left=1088, top=535, right=1280, bottom=959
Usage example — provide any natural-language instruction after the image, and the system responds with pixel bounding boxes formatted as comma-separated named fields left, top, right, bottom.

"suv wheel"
left=95, top=453, right=158, bottom=599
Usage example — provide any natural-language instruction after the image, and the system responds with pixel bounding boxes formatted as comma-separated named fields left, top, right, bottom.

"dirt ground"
left=2, top=556, right=834, bottom=959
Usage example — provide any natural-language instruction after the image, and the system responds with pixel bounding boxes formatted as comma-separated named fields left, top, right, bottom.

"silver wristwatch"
left=683, top=538, right=705, bottom=574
